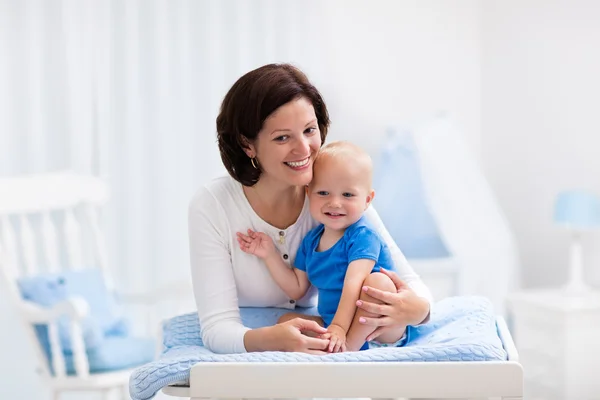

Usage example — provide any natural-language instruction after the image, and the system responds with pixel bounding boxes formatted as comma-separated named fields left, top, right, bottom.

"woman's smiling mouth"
left=284, top=157, right=310, bottom=169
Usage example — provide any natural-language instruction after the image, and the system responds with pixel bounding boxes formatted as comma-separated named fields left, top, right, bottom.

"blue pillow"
left=17, top=269, right=128, bottom=356
left=373, top=127, right=450, bottom=259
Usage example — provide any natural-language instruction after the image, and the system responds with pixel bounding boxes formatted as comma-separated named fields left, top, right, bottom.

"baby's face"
left=307, top=156, right=374, bottom=232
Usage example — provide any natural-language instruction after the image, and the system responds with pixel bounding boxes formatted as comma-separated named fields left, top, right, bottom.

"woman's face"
left=247, top=97, right=322, bottom=188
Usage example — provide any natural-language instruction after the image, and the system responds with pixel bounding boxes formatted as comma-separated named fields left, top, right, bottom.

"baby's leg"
left=277, top=312, right=325, bottom=337
left=345, top=272, right=405, bottom=351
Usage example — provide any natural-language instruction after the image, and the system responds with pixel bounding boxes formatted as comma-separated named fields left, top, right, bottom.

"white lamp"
left=554, top=190, right=600, bottom=294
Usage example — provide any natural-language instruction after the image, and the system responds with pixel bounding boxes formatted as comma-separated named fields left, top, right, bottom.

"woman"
left=188, top=63, right=432, bottom=354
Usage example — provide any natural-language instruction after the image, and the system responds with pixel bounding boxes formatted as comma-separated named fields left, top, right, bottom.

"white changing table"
left=162, top=317, right=523, bottom=400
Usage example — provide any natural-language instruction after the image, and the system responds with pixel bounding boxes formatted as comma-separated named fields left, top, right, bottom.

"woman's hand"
left=236, top=229, right=276, bottom=260
left=355, top=267, right=430, bottom=341
left=269, top=318, right=330, bottom=354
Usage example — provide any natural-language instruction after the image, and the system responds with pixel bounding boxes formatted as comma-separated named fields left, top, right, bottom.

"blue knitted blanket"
left=130, top=296, right=506, bottom=400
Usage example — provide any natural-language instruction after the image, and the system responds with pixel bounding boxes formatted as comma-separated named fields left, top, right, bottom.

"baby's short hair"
left=314, top=141, right=373, bottom=186
left=316, top=140, right=372, bottom=166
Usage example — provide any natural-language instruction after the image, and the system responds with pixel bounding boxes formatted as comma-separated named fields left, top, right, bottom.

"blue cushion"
left=373, top=128, right=450, bottom=259
left=17, top=269, right=128, bottom=355
left=64, top=336, right=155, bottom=375
left=17, top=269, right=155, bottom=375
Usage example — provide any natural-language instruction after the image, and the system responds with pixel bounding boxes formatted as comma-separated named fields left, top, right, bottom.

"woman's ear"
left=240, top=136, right=256, bottom=158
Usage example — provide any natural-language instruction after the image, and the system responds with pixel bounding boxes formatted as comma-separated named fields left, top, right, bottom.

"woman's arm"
left=363, top=205, right=434, bottom=304
left=188, top=188, right=250, bottom=353
left=189, top=187, right=329, bottom=354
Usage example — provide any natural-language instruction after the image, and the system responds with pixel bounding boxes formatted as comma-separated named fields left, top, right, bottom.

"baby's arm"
left=237, top=229, right=310, bottom=300
left=327, top=259, right=376, bottom=352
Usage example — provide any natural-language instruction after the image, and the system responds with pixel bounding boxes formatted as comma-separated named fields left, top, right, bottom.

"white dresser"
left=507, top=289, right=600, bottom=400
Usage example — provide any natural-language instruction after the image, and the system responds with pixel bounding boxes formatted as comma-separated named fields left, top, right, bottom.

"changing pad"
left=129, top=296, right=506, bottom=400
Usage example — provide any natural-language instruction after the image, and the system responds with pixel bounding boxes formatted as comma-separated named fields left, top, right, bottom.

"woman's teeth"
left=285, top=158, right=309, bottom=168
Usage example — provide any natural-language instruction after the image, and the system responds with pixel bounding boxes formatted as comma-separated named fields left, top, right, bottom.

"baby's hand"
left=236, top=229, right=276, bottom=260
left=326, top=324, right=347, bottom=353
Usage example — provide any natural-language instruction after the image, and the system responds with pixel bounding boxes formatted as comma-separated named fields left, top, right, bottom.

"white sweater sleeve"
left=364, top=205, right=434, bottom=305
left=188, top=187, right=250, bottom=354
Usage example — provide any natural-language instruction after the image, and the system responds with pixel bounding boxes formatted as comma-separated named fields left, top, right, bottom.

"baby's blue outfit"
left=294, top=216, right=398, bottom=349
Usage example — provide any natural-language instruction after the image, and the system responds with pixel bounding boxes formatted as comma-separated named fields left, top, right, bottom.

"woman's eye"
left=317, top=191, right=329, bottom=196
left=274, top=135, right=289, bottom=142
left=343, top=193, right=354, bottom=198
left=304, top=127, right=317, bottom=135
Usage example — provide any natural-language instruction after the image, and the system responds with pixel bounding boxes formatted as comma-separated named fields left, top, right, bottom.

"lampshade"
left=554, top=190, right=600, bottom=229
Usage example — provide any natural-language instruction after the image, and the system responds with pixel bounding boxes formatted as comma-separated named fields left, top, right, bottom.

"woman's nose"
left=293, top=135, right=311, bottom=155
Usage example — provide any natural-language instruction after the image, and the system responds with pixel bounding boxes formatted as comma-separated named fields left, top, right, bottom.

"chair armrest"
left=20, top=297, right=90, bottom=378
left=117, top=280, right=193, bottom=305
left=21, top=296, right=90, bottom=323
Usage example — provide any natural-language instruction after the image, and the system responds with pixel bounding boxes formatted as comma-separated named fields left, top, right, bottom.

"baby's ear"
left=365, top=189, right=375, bottom=209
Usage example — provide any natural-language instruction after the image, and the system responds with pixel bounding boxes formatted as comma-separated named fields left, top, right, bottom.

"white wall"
left=317, top=0, right=482, bottom=160
left=481, top=0, right=600, bottom=288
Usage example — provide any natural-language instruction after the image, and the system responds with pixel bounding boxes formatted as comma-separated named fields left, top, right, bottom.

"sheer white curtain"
left=0, top=0, right=333, bottom=293
left=413, top=115, right=521, bottom=314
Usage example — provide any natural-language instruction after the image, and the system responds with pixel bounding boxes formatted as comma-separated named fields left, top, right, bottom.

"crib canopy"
left=374, top=113, right=520, bottom=314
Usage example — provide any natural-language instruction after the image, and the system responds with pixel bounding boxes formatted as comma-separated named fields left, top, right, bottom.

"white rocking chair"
left=0, top=171, right=193, bottom=400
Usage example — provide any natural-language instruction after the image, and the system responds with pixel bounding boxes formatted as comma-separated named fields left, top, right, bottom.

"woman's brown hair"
left=217, top=63, right=330, bottom=186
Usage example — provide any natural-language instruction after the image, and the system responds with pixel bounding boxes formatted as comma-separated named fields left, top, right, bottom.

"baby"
left=237, top=141, right=402, bottom=352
